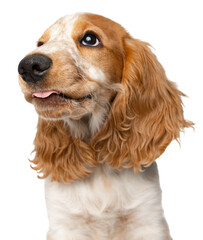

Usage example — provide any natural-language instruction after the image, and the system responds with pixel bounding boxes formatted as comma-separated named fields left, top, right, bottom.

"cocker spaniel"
left=18, top=13, right=192, bottom=240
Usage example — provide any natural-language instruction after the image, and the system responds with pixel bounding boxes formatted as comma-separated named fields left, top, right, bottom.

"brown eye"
left=81, top=33, right=100, bottom=47
left=37, top=41, right=44, bottom=47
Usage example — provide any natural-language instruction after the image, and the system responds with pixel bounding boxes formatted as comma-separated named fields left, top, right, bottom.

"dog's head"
left=18, top=13, right=192, bottom=182
left=18, top=14, right=125, bottom=126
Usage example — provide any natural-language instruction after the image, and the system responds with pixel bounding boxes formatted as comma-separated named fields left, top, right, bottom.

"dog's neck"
left=65, top=114, right=92, bottom=143
left=65, top=108, right=110, bottom=143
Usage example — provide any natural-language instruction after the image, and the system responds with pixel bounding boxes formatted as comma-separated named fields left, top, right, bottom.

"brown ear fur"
left=31, top=119, right=96, bottom=183
left=92, top=37, right=192, bottom=171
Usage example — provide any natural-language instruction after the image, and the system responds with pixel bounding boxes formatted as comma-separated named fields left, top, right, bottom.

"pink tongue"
left=32, top=91, right=59, bottom=98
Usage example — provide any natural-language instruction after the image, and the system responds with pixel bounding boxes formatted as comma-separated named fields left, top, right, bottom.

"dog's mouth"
left=31, top=90, right=93, bottom=110
left=32, top=90, right=93, bottom=101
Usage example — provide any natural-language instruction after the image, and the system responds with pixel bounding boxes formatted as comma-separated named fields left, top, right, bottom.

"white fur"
left=45, top=163, right=169, bottom=240
left=87, top=65, right=106, bottom=82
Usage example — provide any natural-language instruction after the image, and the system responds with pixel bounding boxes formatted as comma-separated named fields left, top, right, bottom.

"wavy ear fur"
left=92, top=37, right=192, bottom=171
left=32, top=119, right=96, bottom=183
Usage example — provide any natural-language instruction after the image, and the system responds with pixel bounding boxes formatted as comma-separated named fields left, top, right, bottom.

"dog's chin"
left=36, top=109, right=91, bottom=122
left=35, top=105, right=91, bottom=122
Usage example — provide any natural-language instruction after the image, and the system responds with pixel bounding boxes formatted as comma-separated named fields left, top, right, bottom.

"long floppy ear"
left=92, top=36, right=193, bottom=171
left=31, top=118, right=96, bottom=183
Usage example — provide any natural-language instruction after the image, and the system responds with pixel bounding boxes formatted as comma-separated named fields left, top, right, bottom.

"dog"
left=18, top=13, right=192, bottom=240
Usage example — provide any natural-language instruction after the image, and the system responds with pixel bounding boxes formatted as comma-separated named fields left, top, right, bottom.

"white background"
left=0, top=0, right=202, bottom=239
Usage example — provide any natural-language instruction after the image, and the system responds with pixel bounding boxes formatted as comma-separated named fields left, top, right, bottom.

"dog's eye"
left=80, top=33, right=100, bottom=47
left=37, top=41, right=44, bottom=47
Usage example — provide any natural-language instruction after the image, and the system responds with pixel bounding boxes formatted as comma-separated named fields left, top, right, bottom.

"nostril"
left=32, top=63, right=49, bottom=76
left=32, top=64, right=42, bottom=71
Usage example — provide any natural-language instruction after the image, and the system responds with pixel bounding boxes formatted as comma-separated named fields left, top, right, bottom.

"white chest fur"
left=45, top=163, right=170, bottom=240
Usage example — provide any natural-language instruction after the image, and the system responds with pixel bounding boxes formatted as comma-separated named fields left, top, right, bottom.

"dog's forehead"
left=48, top=14, right=79, bottom=41
left=47, top=13, right=102, bottom=40
left=42, top=13, right=125, bottom=42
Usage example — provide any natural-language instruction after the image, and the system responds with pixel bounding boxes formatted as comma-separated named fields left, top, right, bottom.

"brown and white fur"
left=18, top=13, right=192, bottom=240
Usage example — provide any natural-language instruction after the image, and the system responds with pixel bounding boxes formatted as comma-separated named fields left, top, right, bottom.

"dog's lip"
left=32, top=90, right=93, bottom=101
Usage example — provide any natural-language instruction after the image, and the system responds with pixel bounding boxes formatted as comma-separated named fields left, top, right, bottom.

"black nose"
left=18, top=54, right=52, bottom=83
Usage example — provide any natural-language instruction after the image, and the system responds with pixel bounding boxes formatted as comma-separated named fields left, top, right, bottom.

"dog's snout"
left=18, top=54, right=52, bottom=83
